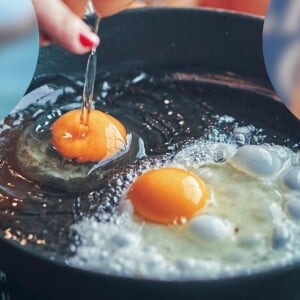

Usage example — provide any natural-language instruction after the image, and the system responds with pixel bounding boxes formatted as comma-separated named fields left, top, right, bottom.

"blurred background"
left=147, top=0, right=300, bottom=119
left=6, top=0, right=300, bottom=122
left=131, top=0, right=270, bottom=16
left=0, top=0, right=270, bottom=122
left=0, top=0, right=39, bottom=121
left=263, top=0, right=300, bottom=118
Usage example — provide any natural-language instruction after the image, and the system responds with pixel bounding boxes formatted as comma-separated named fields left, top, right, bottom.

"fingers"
left=32, top=0, right=100, bottom=55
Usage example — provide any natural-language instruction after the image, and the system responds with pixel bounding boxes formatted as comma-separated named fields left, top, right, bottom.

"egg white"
left=68, top=142, right=300, bottom=280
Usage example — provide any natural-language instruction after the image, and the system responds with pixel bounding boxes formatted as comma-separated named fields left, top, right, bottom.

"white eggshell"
left=283, top=167, right=300, bottom=191
left=229, top=145, right=282, bottom=177
left=186, top=215, right=232, bottom=244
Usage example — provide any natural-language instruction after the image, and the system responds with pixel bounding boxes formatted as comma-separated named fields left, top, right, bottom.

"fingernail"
left=79, top=33, right=99, bottom=48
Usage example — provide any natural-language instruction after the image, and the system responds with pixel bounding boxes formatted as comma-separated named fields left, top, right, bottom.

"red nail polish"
left=79, top=33, right=95, bottom=48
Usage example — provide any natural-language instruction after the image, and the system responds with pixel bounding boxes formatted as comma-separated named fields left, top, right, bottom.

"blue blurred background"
left=263, top=0, right=300, bottom=118
left=0, top=0, right=39, bottom=121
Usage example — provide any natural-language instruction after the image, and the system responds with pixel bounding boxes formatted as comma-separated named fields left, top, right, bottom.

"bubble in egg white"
left=257, top=202, right=283, bottom=221
left=239, top=233, right=264, bottom=248
left=272, top=224, right=290, bottom=250
left=228, top=126, right=253, bottom=146
left=283, top=167, right=300, bottom=191
left=175, top=258, right=221, bottom=278
left=271, top=145, right=292, bottom=162
left=139, top=252, right=168, bottom=276
left=173, top=142, right=237, bottom=168
left=229, top=145, right=282, bottom=177
left=110, top=232, right=140, bottom=249
left=225, top=251, right=247, bottom=263
left=176, top=257, right=197, bottom=270
left=286, top=195, right=300, bottom=221
left=291, top=152, right=300, bottom=166
left=186, top=215, right=232, bottom=244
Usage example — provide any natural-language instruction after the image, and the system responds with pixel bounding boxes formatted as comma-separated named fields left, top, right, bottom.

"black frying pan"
left=0, top=8, right=299, bottom=300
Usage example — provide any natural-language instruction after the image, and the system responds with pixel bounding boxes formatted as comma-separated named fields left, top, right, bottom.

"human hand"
left=32, top=0, right=197, bottom=55
left=32, top=0, right=100, bottom=54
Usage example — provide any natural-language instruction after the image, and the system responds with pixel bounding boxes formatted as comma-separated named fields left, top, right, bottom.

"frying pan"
left=0, top=8, right=300, bottom=300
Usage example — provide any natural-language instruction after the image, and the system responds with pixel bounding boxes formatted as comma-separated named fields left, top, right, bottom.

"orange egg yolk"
left=92, top=0, right=134, bottom=17
left=51, top=109, right=126, bottom=163
left=62, top=0, right=87, bottom=16
left=127, top=168, right=209, bottom=225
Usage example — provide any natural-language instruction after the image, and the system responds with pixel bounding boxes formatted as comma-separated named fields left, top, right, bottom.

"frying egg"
left=51, top=109, right=126, bottom=163
left=69, top=141, right=300, bottom=280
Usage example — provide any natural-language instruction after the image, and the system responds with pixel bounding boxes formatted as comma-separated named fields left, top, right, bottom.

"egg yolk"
left=51, top=109, right=126, bottom=163
left=127, top=168, right=209, bottom=225
left=92, top=0, right=134, bottom=17
left=62, top=0, right=87, bottom=16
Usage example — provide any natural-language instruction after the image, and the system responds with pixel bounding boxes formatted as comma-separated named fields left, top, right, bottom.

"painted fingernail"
left=79, top=33, right=99, bottom=48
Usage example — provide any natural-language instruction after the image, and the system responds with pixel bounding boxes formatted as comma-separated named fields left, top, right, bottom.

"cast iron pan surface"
left=0, top=8, right=299, bottom=300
